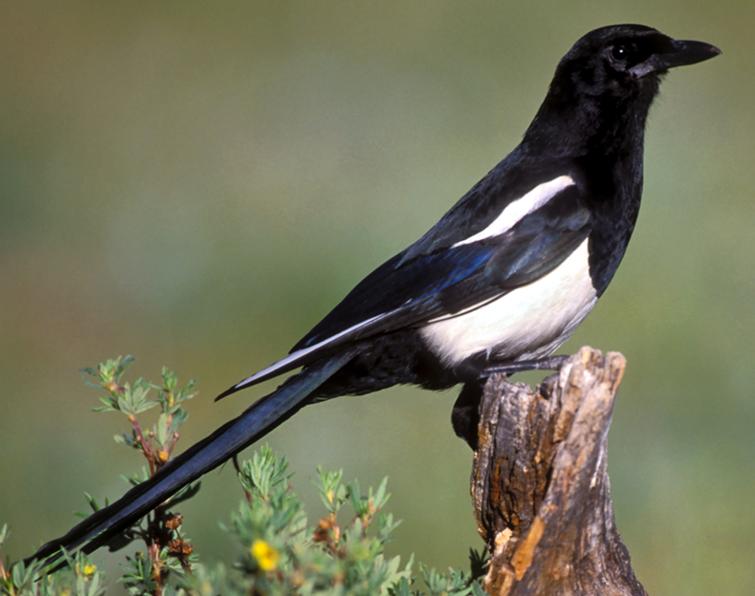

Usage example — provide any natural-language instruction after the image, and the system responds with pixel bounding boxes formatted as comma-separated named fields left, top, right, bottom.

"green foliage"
left=0, top=357, right=485, bottom=595
left=0, top=534, right=106, bottom=596
left=85, top=356, right=196, bottom=468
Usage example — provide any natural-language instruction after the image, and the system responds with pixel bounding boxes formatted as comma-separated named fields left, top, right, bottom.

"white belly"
left=420, top=238, right=597, bottom=365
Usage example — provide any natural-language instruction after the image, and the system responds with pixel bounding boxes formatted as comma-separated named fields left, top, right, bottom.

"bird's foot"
left=478, top=354, right=570, bottom=379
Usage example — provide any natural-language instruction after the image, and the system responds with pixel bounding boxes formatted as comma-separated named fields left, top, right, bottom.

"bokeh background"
left=2, top=2, right=753, bottom=594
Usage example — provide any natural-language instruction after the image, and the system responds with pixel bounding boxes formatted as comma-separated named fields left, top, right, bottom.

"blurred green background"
left=1, top=1, right=753, bottom=594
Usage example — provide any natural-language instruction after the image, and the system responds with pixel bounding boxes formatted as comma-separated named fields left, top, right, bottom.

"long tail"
left=29, top=349, right=357, bottom=565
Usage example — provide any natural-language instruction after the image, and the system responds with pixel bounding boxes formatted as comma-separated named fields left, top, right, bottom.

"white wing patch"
left=421, top=238, right=596, bottom=365
left=453, top=175, right=576, bottom=247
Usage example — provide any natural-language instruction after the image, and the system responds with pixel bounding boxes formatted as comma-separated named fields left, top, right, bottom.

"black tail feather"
left=28, top=349, right=357, bottom=566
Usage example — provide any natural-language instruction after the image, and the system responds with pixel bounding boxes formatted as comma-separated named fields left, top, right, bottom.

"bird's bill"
left=662, top=39, right=722, bottom=68
left=630, top=38, right=721, bottom=78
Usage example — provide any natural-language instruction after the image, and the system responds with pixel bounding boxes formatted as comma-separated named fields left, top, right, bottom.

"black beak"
left=630, top=38, right=721, bottom=78
left=660, top=39, right=722, bottom=68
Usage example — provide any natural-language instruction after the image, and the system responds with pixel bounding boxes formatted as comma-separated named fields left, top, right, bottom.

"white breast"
left=420, top=238, right=597, bottom=365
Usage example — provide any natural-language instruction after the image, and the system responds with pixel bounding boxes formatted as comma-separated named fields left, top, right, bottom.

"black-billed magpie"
left=30, top=24, right=719, bottom=564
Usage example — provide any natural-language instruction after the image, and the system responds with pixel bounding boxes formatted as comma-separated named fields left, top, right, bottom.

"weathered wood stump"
left=472, top=346, right=646, bottom=595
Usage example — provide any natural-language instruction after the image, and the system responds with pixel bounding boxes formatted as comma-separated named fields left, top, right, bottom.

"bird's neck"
left=521, top=79, right=659, bottom=161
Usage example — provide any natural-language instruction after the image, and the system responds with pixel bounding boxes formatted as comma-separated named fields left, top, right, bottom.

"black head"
left=524, top=24, right=720, bottom=154
left=557, top=24, right=720, bottom=95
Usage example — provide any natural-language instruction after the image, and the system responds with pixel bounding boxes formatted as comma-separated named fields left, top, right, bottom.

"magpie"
left=30, top=24, right=719, bottom=564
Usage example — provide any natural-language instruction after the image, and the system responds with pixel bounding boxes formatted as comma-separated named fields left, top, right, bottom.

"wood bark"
left=472, top=346, right=646, bottom=595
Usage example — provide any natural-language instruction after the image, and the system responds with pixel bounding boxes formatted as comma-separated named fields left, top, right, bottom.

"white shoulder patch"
left=453, top=175, right=575, bottom=247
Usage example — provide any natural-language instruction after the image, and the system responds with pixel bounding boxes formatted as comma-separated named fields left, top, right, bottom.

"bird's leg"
left=451, top=382, right=484, bottom=450
left=478, top=354, right=570, bottom=379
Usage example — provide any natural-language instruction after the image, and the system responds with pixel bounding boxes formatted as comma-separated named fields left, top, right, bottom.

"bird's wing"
left=397, top=154, right=577, bottom=262
left=218, top=182, right=590, bottom=398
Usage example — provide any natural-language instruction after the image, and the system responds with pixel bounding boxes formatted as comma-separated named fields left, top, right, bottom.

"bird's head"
left=556, top=24, right=720, bottom=97
left=525, top=25, right=720, bottom=154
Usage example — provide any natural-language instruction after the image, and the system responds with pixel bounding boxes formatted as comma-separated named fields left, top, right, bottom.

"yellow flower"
left=82, top=563, right=97, bottom=577
left=250, top=539, right=279, bottom=572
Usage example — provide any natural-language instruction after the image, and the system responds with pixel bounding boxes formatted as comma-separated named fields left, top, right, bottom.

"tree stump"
left=471, top=346, right=646, bottom=595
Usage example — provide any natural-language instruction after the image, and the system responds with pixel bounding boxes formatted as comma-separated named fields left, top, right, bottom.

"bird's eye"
left=611, top=44, right=629, bottom=61
left=608, top=42, right=643, bottom=67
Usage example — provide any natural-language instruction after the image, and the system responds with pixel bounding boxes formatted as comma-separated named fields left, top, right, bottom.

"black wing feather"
left=292, top=242, right=497, bottom=350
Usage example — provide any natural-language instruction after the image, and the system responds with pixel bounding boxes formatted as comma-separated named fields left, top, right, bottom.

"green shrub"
left=0, top=357, right=485, bottom=595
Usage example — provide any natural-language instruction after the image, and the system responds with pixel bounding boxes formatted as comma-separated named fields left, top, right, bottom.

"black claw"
left=479, top=354, right=570, bottom=379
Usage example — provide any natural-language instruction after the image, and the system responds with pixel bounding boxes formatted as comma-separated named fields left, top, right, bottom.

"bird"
left=30, top=24, right=719, bottom=564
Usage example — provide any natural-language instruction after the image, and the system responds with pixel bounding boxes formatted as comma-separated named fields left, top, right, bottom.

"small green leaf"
left=156, top=412, right=170, bottom=445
